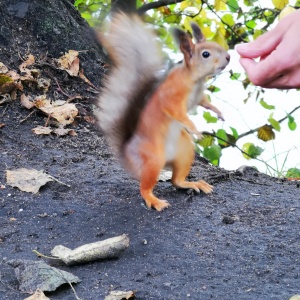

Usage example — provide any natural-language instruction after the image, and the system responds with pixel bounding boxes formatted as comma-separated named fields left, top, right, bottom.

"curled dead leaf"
left=0, top=94, right=12, bottom=104
left=0, top=62, right=9, bottom=73
left=6, top=168, right=54, bottom=194
left=20, top=93, right=36, bottom=109
left=24, top=289, right=50, bottom=300
left=57, top=50, right=80, bottom=76
left=8, top=259, right=81, bottom=293
left=36, top=98, right=78, bottom=125
left=257, top=124, right=275, bottom=142
left=51, top=234, right=129, bottom=266
left=32, top=126, right=52, bottom=135
left=104, top=290, right=135, bottom=300
left=19, top=54, right=35, bottom=72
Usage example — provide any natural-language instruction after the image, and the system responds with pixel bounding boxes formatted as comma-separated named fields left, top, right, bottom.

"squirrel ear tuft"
left=171, top=27, right=195, bottom=66
left=190, top=22, right=205, bottom=43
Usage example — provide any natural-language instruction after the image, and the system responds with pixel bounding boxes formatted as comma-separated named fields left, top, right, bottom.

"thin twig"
left=19, top=110, right=35, bottom=123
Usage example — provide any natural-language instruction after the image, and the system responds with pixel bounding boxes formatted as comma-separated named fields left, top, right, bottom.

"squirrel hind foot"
left=195, top=180, right=213, bottom=194
left=143, top=196, right=171, bottom=211
left=172, top=179, right=213, bottom=194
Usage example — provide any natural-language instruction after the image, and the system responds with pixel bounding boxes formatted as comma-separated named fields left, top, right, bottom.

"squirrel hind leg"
left=171, top=130, right=213, bottom=194
left=139, top=158, right=170, bottom=211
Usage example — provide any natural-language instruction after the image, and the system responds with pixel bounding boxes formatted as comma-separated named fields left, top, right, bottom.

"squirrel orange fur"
left=97, top=13, right=230, bottom=211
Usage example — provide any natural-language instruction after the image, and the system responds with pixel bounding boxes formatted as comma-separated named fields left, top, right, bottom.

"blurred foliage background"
left=74, top=0, right=300, bottom=178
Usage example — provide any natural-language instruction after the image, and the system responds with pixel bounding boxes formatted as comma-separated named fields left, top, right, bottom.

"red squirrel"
left=97, top=13, right=230, bottom=211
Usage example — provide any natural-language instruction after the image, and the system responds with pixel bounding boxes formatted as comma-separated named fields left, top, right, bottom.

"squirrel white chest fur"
left=165, top=80, right=204, bottom=163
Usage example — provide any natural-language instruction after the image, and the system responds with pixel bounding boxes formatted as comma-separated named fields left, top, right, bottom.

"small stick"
left=20, top=110, right=35, bottom=123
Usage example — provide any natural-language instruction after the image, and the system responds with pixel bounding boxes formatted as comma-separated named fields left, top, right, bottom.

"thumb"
left=235, top=29, right=282, bottom=59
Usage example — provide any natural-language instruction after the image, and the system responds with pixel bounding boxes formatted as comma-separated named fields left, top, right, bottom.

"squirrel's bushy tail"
left=96, top=13, right=163, bottom=155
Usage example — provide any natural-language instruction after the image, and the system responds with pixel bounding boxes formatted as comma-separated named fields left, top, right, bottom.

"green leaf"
left=216, top=129, right=228, bottom=146
left=230, top=72, right=241, bottom=80
left=288, top=114, right=297, bottom=131
left=286, top=168, right=300, bottom=178
left=230, top=127, right=239, bottom=140
left=203, top=111, right=218, bottom=123
left=268, top=113, right=281, bottom=131
left=203, top=144, right=222, bottom=165
left=227, top=0, right=239, bottom=12
left=74, top=0, right=85, bottom=7
left=222, top=14, right=235, bottom=26
left=197, top=134, right=214, bottom=147
left=259, top=99, right=275, bottom=110
left=89, top=3, right=102, bottom=12
left=207, top=85, right=221, bottom=93
left=242, top=143, right=264, bottom=160
left=246, top=20, right=257, bottom=29
left=80, top=12, right=92, bottom=20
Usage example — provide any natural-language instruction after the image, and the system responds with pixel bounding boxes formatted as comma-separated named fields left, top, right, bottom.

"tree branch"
left=137, top=0, right=185, bottom=15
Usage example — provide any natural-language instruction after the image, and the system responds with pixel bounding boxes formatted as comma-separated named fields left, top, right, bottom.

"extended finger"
left=235, top=28, right=283, bottom=59
left=239, top=49, right=290, bottom=86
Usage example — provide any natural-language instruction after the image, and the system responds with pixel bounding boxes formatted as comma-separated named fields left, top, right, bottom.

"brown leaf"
left=20, top=93, right=36, bottom=109
left=32, top=126, right=52, bottom=135
left=6, top=168, right=54, bottom=194
left=79, top=69, right=97, bottom=89
left=0, top=62, right=9, bottom=74
left=57, top=50, right=80, bottom=76
left=24, top=289, right=50, bottom=300
left=104, top=290, right=135, bottom=300
left=34, top=97, right=78, bottom=125
left=19, top=54, right=35, bottom=72
left=257, top=124, right=275, bottom=142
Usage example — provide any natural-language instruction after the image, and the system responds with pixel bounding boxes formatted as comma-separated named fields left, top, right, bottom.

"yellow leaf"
left=215, top=0, right=227, bottom=11
left=257, top=125, right=275, bottom=142
left=180, top=0, right=192, bottom=10
left=272, top=0, right=289, bottom=9
left=279, top=5, right=295, bottom=19
left=211, top=29, right=229, bottom=50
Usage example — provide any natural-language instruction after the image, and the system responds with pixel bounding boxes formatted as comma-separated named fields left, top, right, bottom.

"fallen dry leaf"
left=53, top=127, right=77, bottom=136
left=57, top=50, right=79, bottom=76
left=6, top=168, right=53, bottom=194
left=8, top=259, right=81, bottom=293
left=37, top=98, right=78, bottom=125
left=0, top=62, right=8, bottom=73
left=24, top=289, right=50, bottom=300
left=19, top=54, right=35, bottom=72
left=32, top=126, right=53, bottom=135
left=104, top=290, right=135, bottom=300
left=51, top=234, right=129, bottom=266
left=158, top=170, right=172, bottom=182
left=31, top=125, right=77, bottom=136
left=20, top=93, right=36, bottom=109
left=79, top=69, right=97, bottom=89
left=0, top=123, right=5, bottom=128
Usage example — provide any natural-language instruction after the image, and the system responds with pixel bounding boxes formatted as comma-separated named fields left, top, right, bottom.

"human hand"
left=235, top=9, right=300, bottom=89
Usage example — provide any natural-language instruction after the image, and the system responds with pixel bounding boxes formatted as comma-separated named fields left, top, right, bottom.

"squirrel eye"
left=202, top=51, right=210, bottom=58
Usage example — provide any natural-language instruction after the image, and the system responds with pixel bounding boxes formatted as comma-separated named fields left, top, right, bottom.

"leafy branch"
left=137, top=0, right=185, bottom=15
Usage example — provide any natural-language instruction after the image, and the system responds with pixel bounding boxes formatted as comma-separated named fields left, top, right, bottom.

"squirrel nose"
left=226, top=53, right=230, bottom=62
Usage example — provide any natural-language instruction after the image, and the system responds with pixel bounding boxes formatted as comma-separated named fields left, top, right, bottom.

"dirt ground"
left=1, top=74, right=300, bottom=300
left=1, top=2, right=300, bottom=299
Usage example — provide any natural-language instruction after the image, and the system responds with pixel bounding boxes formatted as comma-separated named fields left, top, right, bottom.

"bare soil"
left=1, top=79, right=300, bottom=300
